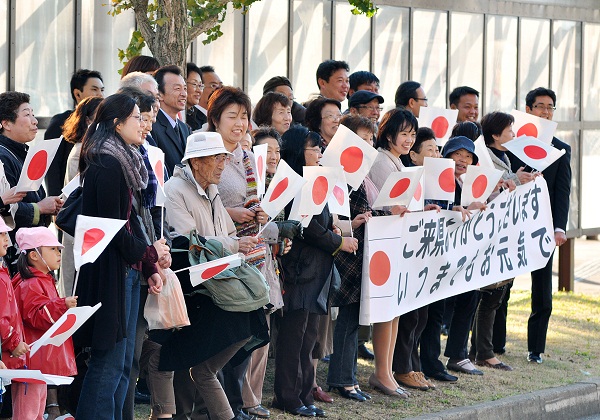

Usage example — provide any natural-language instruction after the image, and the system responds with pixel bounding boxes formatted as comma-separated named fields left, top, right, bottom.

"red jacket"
left=12, top=268, right=77, bottom=376
left=0, top=266, right=25, bottom=369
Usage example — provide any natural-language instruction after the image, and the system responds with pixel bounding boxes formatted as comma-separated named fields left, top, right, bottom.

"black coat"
left=507, top=137, right=571, bottom=231
left=74, top=154, right=150, bottom=351
left=280, top=204, right=342, bottom=314
left=43, top=110, right=74, bottom=197
left=186, top=106, right=207, bottom=132
left=151, top=110, right=191, bottom=177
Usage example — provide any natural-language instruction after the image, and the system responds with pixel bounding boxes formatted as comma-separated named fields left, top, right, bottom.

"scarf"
left=101, top=137, right=148, bottom=191
left=234, top=151, right=266, bottom=269
left=139, top=145, right=158, bottom=208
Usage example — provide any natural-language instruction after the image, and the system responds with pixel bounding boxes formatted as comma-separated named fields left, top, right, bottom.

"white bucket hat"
left=181, top=132, right=232, bottom=163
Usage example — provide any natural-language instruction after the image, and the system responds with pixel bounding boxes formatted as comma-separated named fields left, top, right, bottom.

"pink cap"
left=0, top=217, right=12, bottom=233
left=16, top=227, right=63, bottom=251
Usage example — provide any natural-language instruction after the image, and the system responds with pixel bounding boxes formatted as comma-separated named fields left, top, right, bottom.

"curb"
left=409, top=378, right=600, bottom=420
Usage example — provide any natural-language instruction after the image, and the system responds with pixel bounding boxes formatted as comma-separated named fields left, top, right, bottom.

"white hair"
left=120, top=71, right=158, bottom=91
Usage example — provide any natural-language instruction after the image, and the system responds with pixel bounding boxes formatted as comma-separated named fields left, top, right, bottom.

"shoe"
left=329, top=386, right=366, bottom=402
left=527, top=352, right=543, bottom=364
left=415, top=371, right=436, bottom=390
left=233, top=412, right=257, bottom=420
left=368, top=374, right=408, bottom=398
left=312, top=386, right=333, bottom=403
left=321, top=355, right=330, bottom=363
left=394, top=371, right=429, bottom=390
left=134, top=387, right=151, bottom=404
left=357, top=344, right=375, bottom=360
left=441, top=325, right=449, bottom=336
left=427, top=371, right=458, bottom=382
left=243, top=405, right=271, bottom=418
left=272, top=404, right=315, bottom=417
left=395, top=388, right=410, bottom=399
left=354, top=387, right=371, bottom=400
left=306, top=405, right=326, bottom=417
left=475, top=360, right=513, bottom=371
left=446, top=359, right=484, bottom=375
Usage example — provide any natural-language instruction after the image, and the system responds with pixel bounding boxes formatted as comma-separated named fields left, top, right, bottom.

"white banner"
left=360, top=177, right=555, bottom=324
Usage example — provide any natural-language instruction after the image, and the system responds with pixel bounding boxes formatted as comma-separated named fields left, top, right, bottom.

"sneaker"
left=527, top=352, right=543, bottom=364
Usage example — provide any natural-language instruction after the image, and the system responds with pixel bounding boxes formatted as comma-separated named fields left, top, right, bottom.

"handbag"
left=55, top=186, right=82, bottom=236
left=186, top=230, right=270, bottom=312
left=144, top=266, right=191, bottom=330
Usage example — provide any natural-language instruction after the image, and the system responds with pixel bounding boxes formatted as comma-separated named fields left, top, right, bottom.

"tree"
left=108, top=0, right=377, bottom=69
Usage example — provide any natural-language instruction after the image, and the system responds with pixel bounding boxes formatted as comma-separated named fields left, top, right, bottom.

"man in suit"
left=151, top=65, right=191, bottom=176
left=503, top=87, right=571, bottom=364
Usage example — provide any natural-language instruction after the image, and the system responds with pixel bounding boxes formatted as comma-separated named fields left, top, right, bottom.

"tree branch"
left=130, top=0, right=156, bottom=49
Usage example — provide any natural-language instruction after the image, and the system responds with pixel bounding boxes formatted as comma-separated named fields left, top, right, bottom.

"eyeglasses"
left=357, top=105, right=383, bottom=112
left=207, top=82, right=224, bottom=90
left=532, top=104, right=556, bottom=111
left=304, top=147, right=322, bottom=154
left=413, top=97, right=428, bottom=102
left=212, top=154, right=231, bottom=164
left=187, top=82, right=204, bottom=91
left=129, top=114, right=142, bottom=122
left=322, top=113, right=342, bottom=122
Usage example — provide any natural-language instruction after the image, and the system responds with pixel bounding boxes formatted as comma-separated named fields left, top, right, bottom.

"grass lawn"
left=135, top=290, right=600, bottom=419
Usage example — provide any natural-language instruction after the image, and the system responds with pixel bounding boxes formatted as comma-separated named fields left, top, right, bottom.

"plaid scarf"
left=139, top=145, right=158, bottom=209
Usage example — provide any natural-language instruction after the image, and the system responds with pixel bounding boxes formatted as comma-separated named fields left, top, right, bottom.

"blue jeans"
left=327, top=302, right=360, bottom=387
left=77, top=268, right=141, bottom=420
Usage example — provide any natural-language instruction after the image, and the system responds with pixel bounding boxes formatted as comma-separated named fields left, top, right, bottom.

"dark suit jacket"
left=186, top=106, right=207, bottom=131
left=507, top=137, right=571, bottom=231
left=44, top=110, right=74, bottom=197
left=151, top=110, right=191, bottom=176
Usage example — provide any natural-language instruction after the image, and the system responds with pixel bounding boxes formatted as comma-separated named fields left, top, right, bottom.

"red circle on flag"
left=340, top=146, right=363, bottom=174
left=27, top=150, right=48, bottom=181
left=517, top=123, right=538, bottom=138
left=312, top=176, right=329, bottom=205
left=523, top=145, right=547, bottom=160
left=154, top=160, right=164, bottom=185
left=269, top=177, right=289, bottom=202
left=201, top=263, right=229, bottom=280
left=414, top=182, right=422, bottom=201
left=389, top=178, right=411, bottom=198
left=50, top=313, right=77, bottom=338
left=439, top=168, right=456, bottom=193
left=431, top=116, right=449, bottom=138
left=333, top=185, right=345, bottom=205
left=257, top=155, right=264, bottom=181
left=82, top=228, right=105, bottom=255
left=13, top=378, right=46, bottom=384
left=370, top=251, right=391, bottom=286
left=472, top=174, right=488, bottom=199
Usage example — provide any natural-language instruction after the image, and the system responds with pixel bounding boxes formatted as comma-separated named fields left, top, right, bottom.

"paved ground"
left=513, top=236, right=600, bottom=295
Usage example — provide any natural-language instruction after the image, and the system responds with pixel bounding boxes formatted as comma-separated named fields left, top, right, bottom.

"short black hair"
left=253, top=92, right=291, bottom=127
left=481, top=111, right=515, bottom=146
left=252, top=126, right=282, bottom=147
left=187, top=62, right=202, bottom=78
left=451, top=121, right=482, bottom=141
left=304, top=97, right=341, bottom=134
left=0, top=91, right=30, bottom=134
left=281, top=126, right=322, bottom=176
left=340, top=115, right=376, bottom=137
left=413, top=127, right=436, bottom=154
left=394, top=81, right=421, bottom=108
left=449, top=86, right=479, bottom=106
left=316, top=60, right=350, bottom=89
left=263, top=76, right=292, bottom=96
left=525, top=87, right=556, bottom=109
left=375, top=108, right=418, bottom=150
left=199, top=66, right=216, bottom=83
left=154, top=65, right=183, bottom=94
left=348, top=71, right=380, bottom=98
left=71, top=69, right=103, bottom=102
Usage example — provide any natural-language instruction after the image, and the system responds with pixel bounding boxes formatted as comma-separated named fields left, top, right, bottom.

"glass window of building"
left=0, top=0, right=7, bottom=91
left=449, top=12, right=484, bottom=100
left=519, top=18, right=550, bottom=109
left=552, top=21, right=581, bottom=121
left=485, top=15, right=517, bottom=113
left=334, top=2, right=371, bottom=74
left=583, top=23, right=600, bottom=121
left=581, top=130, right=600, bottom=229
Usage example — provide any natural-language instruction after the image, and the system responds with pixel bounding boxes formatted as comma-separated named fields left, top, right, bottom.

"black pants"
left=419, top=299, right=447, bottom=376
left=392, top=306, right=428, bottom=373
left=469, top=285, right=509, bottom=361
left=492, top=282, right=512, bottom=352
left=274, top=309, right=319, bottom=409
left=528, top=252, right=554, bottom=353
left=444, top=290, right=480, bottom=360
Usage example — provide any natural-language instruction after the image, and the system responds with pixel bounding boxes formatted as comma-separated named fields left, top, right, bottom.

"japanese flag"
left=418, top=107, right=459, bottom=147
left=0, top=369, right=75, bottom=386
left=474, top=136, right=494, bottom=169
left=61, top=174, right=80, bottom=198
left=423, top=156, right=456, bottom=202
left=260, top=159, right=306, bottom=219
left=372, top=167, right=424, bottom=209
left=460, top=165, right=504, bottom=206
left=327, top=172, right=350, bottom=217
left=146, top=145, right=167, bottom=206
left=320, top=124, right=378, bottom=190
left=15, top=137, right=62, bottom=192
left=73, top=215, right=127, bottom=270
left=29, top=303, right=102, bottom=357
left=252, top=143, right=268, bottom=196
left=288, top=193, right=314, bottom=228
left=511, top=109, right=557, bottom=144
left=296, top=166, right=339, bottom=216
left=187, top=254, right=243, bottom=287
left=405, top=166, right=425, bottom=211
left=503, top=136, right=566, bottom=172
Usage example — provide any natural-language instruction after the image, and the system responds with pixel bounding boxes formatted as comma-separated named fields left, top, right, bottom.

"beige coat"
left=367, top=147, right=405, bottom=191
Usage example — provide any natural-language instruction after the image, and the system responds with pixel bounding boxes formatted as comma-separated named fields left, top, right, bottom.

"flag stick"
left=349, top=223, right=356, bottom=256
left=160, top=206, right=165, bottom=240
left=256, top=219, right=272, bottom=236
left=72, top=271, right=80, bottom=297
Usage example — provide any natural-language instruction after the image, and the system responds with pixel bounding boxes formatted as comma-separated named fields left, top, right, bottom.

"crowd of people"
left=0, top=56, right=570, bottom=420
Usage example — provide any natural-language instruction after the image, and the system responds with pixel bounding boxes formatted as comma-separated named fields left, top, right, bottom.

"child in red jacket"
left=12, top=227, right=77, bottom=420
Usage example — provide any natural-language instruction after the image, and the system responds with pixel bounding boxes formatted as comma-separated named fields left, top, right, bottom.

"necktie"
left=174, top=122, right=185, bottom=149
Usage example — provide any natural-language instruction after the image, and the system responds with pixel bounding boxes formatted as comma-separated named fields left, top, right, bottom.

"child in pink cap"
left=12, top=227, right=77, bottom=420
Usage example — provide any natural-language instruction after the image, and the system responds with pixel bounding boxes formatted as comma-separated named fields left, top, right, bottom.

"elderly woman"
left=304, top=97, right=342, bottom=148
left=160, top=131, right=268, bottom=420
left=0, top=92, right=60, bottom=273
left=74, top=94, right=169, bottom=419
left=253, top=92, right=293, bottom=136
